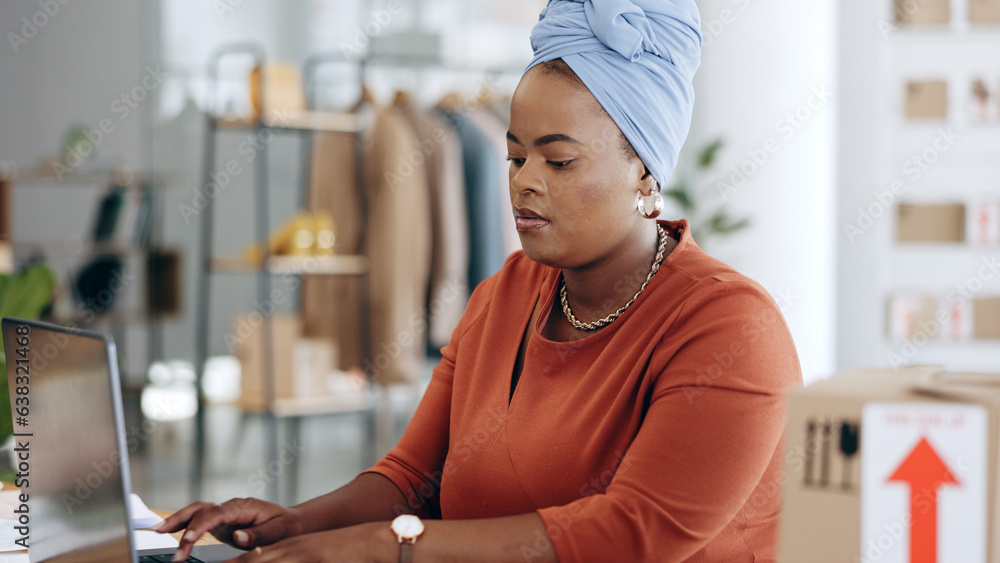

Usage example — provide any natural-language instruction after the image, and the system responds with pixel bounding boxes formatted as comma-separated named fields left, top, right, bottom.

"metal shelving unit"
left=192, top=44, right=377, bottom=504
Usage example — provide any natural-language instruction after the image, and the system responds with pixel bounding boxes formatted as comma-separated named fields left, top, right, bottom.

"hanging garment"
left=467, top=108, right=521, bottom=258
left=439, top=110, right=506, bottom=291
left=364, top=106, right=433, bottom=384
left=302, top=131, right=366, bottom=371
left=399, top=99, right=471, bottom=350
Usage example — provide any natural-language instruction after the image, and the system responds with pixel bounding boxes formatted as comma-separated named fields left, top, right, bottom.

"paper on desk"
left=136, top=529, right=179, bottom=549
left=0, top=519, right=25, bottom=553
left=0, top=492, right=167, bottom=554
left=0, top=526, right=177, bottom=554
left=0, top=491, right=160, bottom=530
left=0, top=491, right=25, bottom=554
left=129, top=493, right=164, bottom=529
left=0, top=491, right=22, bottom=521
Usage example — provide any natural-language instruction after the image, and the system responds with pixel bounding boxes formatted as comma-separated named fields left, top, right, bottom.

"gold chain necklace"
left=560, top=224, right=668, bottom=331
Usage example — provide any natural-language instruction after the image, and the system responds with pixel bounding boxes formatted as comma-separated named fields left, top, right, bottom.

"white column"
left=684, top=0, right=837, bottom=385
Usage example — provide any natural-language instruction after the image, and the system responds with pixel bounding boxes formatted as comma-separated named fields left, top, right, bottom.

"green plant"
left=0, top=262, right=57, bottom=441
left=661, top=138, right=751, bottom=244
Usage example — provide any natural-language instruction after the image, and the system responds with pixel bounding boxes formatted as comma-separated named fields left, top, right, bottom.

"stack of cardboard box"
left=780, top=367, right=1000, bottom=561
left=232, top=312, right=338, bottom=410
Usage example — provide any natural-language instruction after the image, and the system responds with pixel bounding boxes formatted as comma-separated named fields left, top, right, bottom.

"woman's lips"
left=514, top=208, right=549, bottom=232
left=515, top=217, right=549, bottom=232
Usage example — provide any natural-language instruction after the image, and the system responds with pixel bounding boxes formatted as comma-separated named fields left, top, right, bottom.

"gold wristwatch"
left=391, top=514, right=425, bottom=563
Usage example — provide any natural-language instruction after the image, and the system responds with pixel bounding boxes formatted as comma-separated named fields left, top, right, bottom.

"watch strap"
left=399, top=541, right=414, bottom=563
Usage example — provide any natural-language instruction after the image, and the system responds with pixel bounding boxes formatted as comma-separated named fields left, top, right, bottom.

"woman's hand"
left=227, top=522, right=397, bottom=563
left=155, top=497, right=305, bottom=562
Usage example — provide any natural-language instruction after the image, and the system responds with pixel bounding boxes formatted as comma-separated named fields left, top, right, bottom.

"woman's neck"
left=552, top=221, right=673, bottom=337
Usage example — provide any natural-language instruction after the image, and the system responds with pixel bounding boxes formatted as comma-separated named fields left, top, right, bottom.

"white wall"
left=0, top=1, right=145, bottom=167
left=0, top=1, right=154, bottom=382
left=838, top=0, right=1000, bottom=373
left=687, top=0, right=837, bottom=385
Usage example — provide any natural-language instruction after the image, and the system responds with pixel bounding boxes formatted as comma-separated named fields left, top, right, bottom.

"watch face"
left=392, top=514, right=425, bottom=540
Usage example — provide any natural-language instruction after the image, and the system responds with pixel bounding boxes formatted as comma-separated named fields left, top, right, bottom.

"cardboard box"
left=779, top=368, right=1000, bottom=562
left=893, top=0, right=950, bottom=25
left=292, top=337, right=337, bottom=396
left=886, top=295, right=939, bottom=341
left=970, top=0, right=1000, bottom=24
left=905, top=80, right=948, bottom=119
left=897, top=203, right=966, bottom=242
left=235, top=312, right=301, bottom=406
left=249, top=62, right=306, bottom=120
left=235, top=313, right=342, bottom=409
left=973, top=297, right=1000, bottom=339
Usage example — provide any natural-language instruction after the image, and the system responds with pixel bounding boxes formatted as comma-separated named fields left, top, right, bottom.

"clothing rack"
left=190, top=42, right=522, bottom=504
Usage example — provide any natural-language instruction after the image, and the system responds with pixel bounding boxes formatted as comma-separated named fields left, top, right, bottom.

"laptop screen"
left=2, top=318, right=134, bottom=562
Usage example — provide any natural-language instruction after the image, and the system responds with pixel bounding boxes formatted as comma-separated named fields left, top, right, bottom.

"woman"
left=160, top=1, right=801, bottom=561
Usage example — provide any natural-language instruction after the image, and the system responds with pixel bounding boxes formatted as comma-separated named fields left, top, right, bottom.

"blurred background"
left=0, top=0, right=997, bottom=510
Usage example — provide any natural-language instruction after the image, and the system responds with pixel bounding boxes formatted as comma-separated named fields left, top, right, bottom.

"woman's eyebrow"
left=506, top=131, right=584, bottom=147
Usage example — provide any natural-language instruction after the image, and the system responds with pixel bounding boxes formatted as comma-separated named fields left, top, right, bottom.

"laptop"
left=1, top=317, right=245, bottom=563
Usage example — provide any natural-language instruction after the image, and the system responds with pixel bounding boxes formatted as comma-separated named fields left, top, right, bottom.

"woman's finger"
left=154, top=501, right=218, bottom=533
left=172, top=503, right=247, bottom=562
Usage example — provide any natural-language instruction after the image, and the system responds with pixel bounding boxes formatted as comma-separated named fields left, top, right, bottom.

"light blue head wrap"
left=526, top=0, right=702, bottom=188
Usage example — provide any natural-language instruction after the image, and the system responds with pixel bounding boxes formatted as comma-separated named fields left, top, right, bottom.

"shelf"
left=12, top=168, right=175, bottom=188
left=214, top=110, right=362, bottom=134
left=238, top=392, right=375, bottom=418
left=210, top=254, right=369, bottom=276
left=11, top=239, right=152, bottom=255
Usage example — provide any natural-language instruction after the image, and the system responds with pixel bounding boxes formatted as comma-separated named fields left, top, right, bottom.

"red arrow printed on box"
left=887, top=436, right=960, bottom=563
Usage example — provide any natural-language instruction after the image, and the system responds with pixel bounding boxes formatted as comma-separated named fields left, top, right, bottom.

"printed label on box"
left=967, top=202, right=1000, bottom=246
left=942, top=297, right=972, bottom=341
left=861, top=403, right=986, bottom=563
left=887, top=295, right=940, bottom=342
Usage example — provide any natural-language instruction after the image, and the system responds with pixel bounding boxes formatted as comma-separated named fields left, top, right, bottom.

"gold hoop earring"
left=636, top=190, right=663, bottom=219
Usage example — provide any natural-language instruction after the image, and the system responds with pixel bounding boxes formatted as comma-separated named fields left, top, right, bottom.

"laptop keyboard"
left=139, top=555, right=205, bottom=563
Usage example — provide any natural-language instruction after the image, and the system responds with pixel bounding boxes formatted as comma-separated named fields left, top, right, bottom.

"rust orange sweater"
left=366, top=220, right=802, bottom=561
